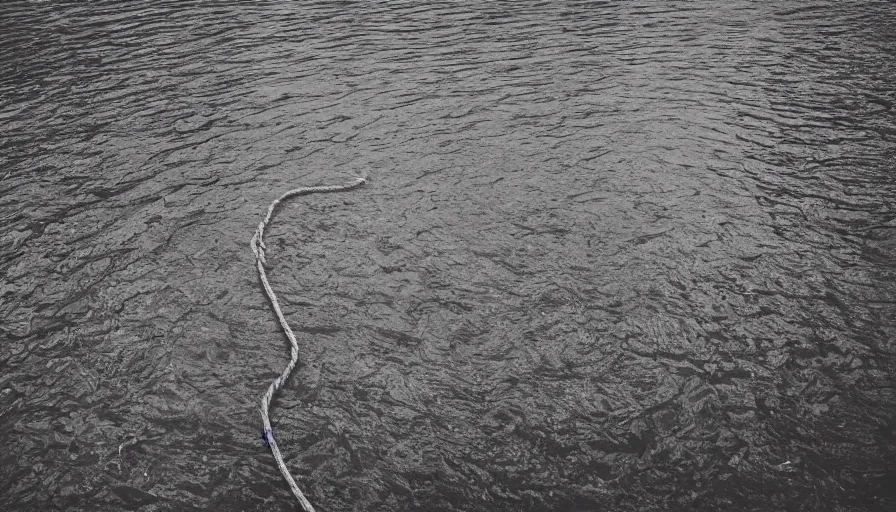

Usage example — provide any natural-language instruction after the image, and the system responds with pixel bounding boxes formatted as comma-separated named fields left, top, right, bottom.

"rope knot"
left=251, top=231, right=267, bottom=265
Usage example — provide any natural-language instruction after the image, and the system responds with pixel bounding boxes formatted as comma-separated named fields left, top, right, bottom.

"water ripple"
left=1, top=1, right=895, bottom=510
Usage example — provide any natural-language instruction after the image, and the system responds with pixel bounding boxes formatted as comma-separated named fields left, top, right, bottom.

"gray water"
left=2, top=1, right=895, bottom=510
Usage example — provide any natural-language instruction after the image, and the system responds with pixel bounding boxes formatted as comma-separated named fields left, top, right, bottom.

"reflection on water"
left=1, top=1, right=894, bottom=510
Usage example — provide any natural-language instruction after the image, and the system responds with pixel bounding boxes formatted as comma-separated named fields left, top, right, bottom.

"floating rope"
left=251, top=176, right=367, bottom=512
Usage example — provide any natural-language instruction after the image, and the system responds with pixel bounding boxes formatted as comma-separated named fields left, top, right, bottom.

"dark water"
left=2, top=1, right=895, bottom=510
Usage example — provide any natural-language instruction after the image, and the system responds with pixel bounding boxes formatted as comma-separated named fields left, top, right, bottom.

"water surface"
left=1, top=1, right=895, bottom=510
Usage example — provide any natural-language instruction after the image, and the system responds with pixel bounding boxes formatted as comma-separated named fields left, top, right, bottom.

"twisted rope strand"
left=251, top=177, right=367, bottom=511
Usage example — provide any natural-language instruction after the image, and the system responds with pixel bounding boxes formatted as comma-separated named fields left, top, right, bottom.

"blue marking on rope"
left=262, top=429, right=274, bottom=447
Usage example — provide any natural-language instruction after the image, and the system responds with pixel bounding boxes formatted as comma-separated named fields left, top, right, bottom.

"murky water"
left=2, top=1, right=895, bottom=510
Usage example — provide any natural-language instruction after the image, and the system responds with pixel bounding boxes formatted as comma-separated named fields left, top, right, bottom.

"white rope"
left=251, top=176, right=367, bottom=511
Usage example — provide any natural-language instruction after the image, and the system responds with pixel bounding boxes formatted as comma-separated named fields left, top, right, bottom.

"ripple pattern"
left=1, top=1, right=895, bottom=511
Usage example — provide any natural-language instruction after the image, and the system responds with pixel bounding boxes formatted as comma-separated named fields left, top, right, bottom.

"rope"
left=251, top=176, right=367, bottom=512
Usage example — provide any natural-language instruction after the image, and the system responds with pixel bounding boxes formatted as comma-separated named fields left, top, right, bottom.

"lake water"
left=1, top=1, right=895, bottom=510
